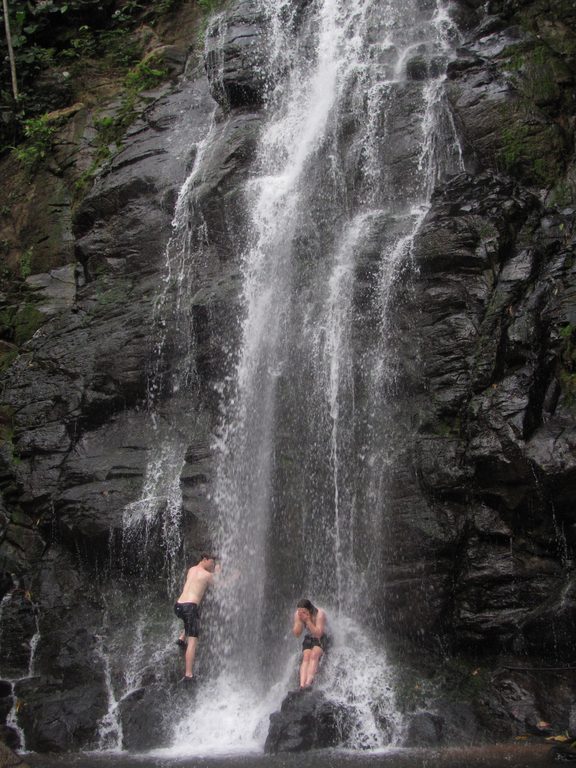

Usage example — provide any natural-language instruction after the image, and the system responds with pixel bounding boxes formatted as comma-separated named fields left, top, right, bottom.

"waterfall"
left=0, top=590, right=40, bottom=751
left=158, top=0, right=463, bottom=755
left=91, top=109, right=218, bottom=751
left=121, top=118, right=216, bottom=588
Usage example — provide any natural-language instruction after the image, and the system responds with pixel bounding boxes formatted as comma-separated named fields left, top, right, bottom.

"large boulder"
left=265, top=690, right=352, bottom=754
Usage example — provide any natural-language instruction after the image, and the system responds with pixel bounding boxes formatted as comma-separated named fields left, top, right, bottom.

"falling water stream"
left=0, top=590, right=40, bottom=752
left=80, top=0, right=464, bottom=758
left=152, top=0, right=462, bottom=756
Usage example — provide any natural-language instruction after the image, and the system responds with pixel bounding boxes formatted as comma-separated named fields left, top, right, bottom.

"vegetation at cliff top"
left=0, top=0, right=217, bottom=155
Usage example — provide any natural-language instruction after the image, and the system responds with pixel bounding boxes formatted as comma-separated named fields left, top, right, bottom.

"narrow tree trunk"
left=2, top=0, right=19, bottom=99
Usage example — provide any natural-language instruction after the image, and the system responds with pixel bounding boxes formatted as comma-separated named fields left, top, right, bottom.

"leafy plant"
left=75, top=53, right=169, bottom=194
left=124, top=55, right=169, bottom=91
left=19, top=246, right=33, bottom=279
left=12, top=114, right=57, bottom=170
left=198, top=0, right=222, bottom=11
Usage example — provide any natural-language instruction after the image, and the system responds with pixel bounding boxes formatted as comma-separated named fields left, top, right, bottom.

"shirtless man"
left=292, top=598, right=329, bottom=689
left=174, top=553, right=218, bottom=683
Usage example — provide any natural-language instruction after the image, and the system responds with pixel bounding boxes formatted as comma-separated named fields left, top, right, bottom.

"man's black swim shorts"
left=174, top=602, right=201, bottom=637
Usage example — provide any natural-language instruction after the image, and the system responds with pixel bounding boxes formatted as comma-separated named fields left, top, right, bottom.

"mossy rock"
left=497, top=104, right=566, bottom=186
left=13, top=304, right=45, bottom=346
left=0, top=342, right=18, bottom=374
left=501, top=42, right=574, bottom=109
left=515, top=0, right=576, bottom=32
left=535, top=19, right=576, bottom=57
left=558, top=323, right=576, bottom=411
left=0, top=740, right=30, bottom=767
left=0, top=405, right=14, bottom=445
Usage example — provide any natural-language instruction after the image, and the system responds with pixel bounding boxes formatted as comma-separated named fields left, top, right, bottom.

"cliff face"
left=0, top=0, right=575, bottom=752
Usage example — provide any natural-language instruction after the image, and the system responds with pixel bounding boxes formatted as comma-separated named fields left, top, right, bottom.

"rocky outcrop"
left=204, top=0, right=268, bottom=110
left=0, top=61, right=219, bottom=754
left=1, top=0, right=576, bottom=754
left=376, top=0, right=576, bottom=739
left=0, top=741, right=30, bottom=767
left=0, top=0, right=270, bottom=751
left=265, top=690, right=351, bottom=753
left=384, top=1, right=576, bottom=657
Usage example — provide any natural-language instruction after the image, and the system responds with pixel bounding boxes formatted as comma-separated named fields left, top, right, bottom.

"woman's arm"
left=304, top=609, right=326, bottom=639
left=292, top=610, right=305, bottom=637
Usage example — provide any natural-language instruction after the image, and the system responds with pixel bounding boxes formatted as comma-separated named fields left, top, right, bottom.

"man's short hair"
left=199, top=552, right=217, bottom=562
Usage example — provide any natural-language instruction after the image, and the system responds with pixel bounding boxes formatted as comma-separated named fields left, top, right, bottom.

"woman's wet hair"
left=297, top=598, right=316, bottom=613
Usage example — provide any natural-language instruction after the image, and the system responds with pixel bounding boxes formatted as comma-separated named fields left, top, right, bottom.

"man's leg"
left=303, top=647, right=323, bottom=687
left=300, top=650, right=311, bottom=688
left=185, top=636, right=198, bottom=678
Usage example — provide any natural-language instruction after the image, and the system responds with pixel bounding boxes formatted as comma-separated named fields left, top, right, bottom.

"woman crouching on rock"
left=292, top=598, right=329, bottom=689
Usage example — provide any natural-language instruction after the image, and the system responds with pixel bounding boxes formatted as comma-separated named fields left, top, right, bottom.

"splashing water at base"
left=160, top=0, right=463, bottom=754
left=162, top=613, right=400, bottom=755
left=153, top=662, right=296, bottom=757
left=319, top=615, right=402, bottom=750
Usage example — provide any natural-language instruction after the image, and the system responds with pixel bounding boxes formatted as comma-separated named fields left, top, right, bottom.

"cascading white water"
left=212, top=0, right=351, bottom=661
left=0, top=590, right=40, bottom=751
left=162, top=0, right=463, bottom=755
left=93, top=113, right=218, bottom=751
left=121, top=133, right=214, bottom=586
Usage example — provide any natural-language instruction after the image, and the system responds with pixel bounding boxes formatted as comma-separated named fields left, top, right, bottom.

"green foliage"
left=0, top=303, right=43, bottom=346
left=549, top=181, right=575, bottom=208
left=75, top=53, right=169, bottom=193
left=198, top=0, right=220, bottom=10
left=0, top=347, right=18, bottom=374
left=13, top=303, right=44, bottom=345
left=0, top=406, right=14, bottom=445
left=503, top=44, right=561, bottom=107
left=12, top=115, right=57, bottom=171
left=498, top=110, right=561, bottom=187
left=0, top=0, right=144, bottom=152
left=124, top=56, right=169, bottom=92
left=19, top=247, right=33, bottom=279
left=155, top=0, right=182, bottom=14
left=559, top=323, right=576, bottom=411
left=60, top=24, right=98, bottom=60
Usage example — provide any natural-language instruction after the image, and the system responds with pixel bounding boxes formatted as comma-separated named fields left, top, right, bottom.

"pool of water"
left=25, top=744, right=554, bottom=768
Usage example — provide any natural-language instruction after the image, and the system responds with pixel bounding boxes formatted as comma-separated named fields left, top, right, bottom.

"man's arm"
left=212, top=566, right=239, bottom=588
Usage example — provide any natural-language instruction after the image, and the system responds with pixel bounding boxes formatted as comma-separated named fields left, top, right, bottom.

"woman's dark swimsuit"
left=174, top=602, right=201, bottom=637
left=302, top=633, right=330, bottom=652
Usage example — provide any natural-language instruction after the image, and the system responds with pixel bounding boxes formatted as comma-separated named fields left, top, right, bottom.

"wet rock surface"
left=0, top=0, right=576, bottom=754
left=0, top=741, right=30, bottom=767
left=265, top=690, right=351, bottom=754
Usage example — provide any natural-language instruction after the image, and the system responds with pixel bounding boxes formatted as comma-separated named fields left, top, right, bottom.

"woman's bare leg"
left=300, top=650, right=312, bottom=688
left=303, top=647, right=323, bottom=687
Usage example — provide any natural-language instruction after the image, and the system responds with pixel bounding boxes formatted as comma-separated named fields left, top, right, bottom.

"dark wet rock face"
left=382, top=171, right=576, bottom=657
left=0, top=0, right=267, bottom=750
left=204, top=0, right=268, bottom=110
left=265, top=690, right=351, bottom=753
left=0, top=0, right=576, bottom=754
left=0, top=68, right=221, bottom=751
